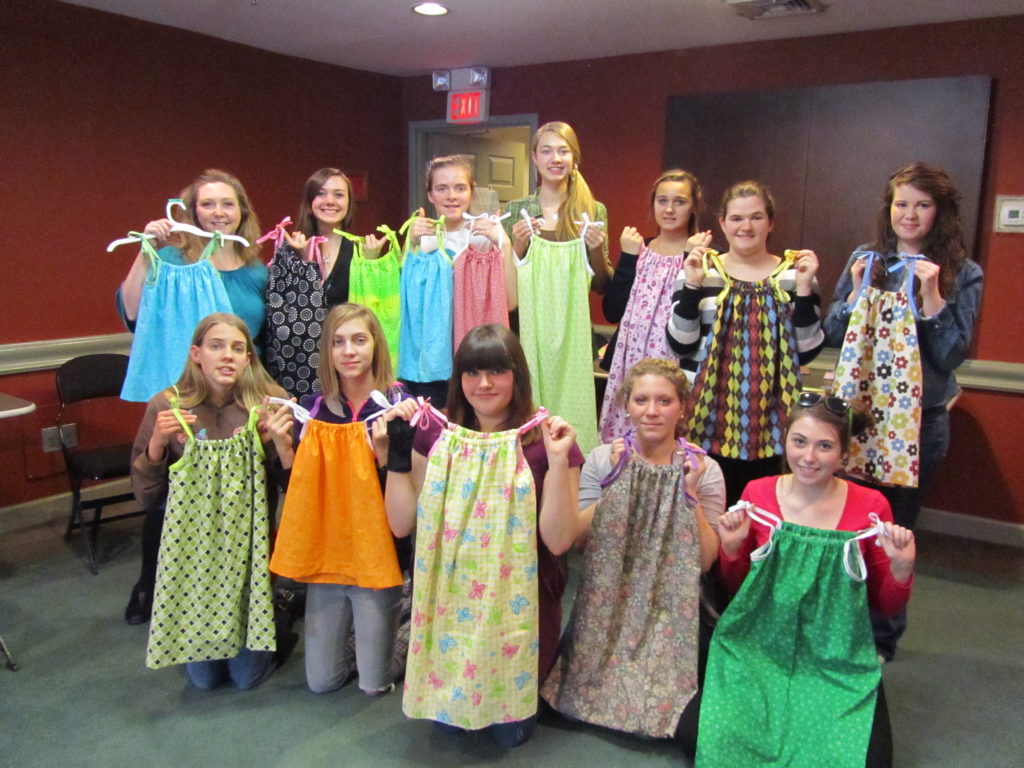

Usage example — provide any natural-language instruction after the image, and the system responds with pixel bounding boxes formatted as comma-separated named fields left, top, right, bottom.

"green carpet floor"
left=2, top=515, right=1021, bottom=767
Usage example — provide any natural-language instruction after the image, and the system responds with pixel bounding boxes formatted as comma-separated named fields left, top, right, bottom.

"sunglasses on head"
left=797, top=391, right=851, bottom=416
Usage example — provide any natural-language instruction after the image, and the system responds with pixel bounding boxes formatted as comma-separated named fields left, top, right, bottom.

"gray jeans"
left=304, top=582, right=402, bottom=694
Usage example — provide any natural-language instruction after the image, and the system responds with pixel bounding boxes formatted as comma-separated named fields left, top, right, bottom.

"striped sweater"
left=666, top=265, right=825, bottom=380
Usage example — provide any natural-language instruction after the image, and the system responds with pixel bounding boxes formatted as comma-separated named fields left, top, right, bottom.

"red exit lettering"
left=450, top=91, right=481, bottom=121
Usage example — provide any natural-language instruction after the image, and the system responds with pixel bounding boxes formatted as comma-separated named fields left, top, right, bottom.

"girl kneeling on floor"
left=698, top=394, right=915, bottom=768
left=135, top=312, right=294, bottom=689
left=270, top=303, right=410, bottom=695
left=380, top=323, right=584, bottom=748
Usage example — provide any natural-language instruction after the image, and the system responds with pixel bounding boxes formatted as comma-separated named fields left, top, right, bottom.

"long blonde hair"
left=316, top=303, right=395, bottom=400
left=170, top=313, right=283, bottom=410
left=171, top=169, right=263, bottom=265
left=532, top=121, right=598, bottom=241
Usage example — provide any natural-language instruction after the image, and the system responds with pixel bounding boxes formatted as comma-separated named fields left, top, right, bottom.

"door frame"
left=407, top=113, right=539, bottom=214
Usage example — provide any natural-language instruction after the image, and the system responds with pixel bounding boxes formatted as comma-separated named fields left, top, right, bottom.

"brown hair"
left=170, top=313, right=283, bottom=410
left=872, top=162, right=967, bottom=298
left=531, top=121, right=598, bottom=241
left=650, top=169, right=703, bottom=236
left=446, top=324, right=540, bottom=444
left=295, top=167, right=355, bottom=236
left=785, top=395, right=874, bottom=457
left=616, top=358, right=691, bottom=438
left=719, top=180, right=776, bottom=222
left=425, top=155, right=476, bottom=192
left=316, top=303, right=394, bottom=400
left=173, top=169, right=263, bottom=264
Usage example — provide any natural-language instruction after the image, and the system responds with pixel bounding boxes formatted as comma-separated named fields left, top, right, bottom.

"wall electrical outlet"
left=42, top=424, right=77, bottom=453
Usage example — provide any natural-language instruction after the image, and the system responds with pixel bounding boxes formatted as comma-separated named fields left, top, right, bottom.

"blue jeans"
left=186, top=648, right=274, bottom=690
left=433, top=716, right=536, bottom=748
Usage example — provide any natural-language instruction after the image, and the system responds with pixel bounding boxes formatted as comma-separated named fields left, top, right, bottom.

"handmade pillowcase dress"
left=699, top=479, right=910, bottom=767
left=403, top=407, right=550, bottom=730
left=514, top=210, right=603, bottom=454
left=347, top=224, right=405, bottom=368
left=598, top=242, right=686, bottom=442
left=121, top=236, right=233, bottom=402
left=669, top=249, right=824, bottom=460
left=448, top=213, right=512, bottom=353
left=397, top=218, right=455, bottom=387
left=541, top=437, right=709, bottom=737
left=260, top=218, right=356, bottom=398
left=831, top=250, right=927, bottom=488
left=269, top=395, right=403, bottom=589
left=146, top=393, right=276, bottom=670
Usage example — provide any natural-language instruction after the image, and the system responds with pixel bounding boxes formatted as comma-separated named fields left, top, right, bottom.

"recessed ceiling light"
left=412, top=3, right=449, bottom=16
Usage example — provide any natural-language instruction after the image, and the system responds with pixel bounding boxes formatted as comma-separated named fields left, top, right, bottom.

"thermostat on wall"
left=994, top=196, right=1024, bottom=233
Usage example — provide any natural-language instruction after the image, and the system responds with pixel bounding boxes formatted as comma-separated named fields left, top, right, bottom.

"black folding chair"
left=56, top=354, right=142, bottom=574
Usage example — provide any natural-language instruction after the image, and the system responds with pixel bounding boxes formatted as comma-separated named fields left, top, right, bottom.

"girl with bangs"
left=270, top=302, right=411, bottom=696
left=379, top=323, right=584, bottom=748
left=129, top=313, right=295, bottom=689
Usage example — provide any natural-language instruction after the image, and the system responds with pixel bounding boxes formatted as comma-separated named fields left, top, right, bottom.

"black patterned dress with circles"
left=263, top=240, right=353, bottom=397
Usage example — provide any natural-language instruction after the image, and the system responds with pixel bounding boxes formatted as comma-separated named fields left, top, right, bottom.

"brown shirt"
left=131, top=392, right=282, bottom=511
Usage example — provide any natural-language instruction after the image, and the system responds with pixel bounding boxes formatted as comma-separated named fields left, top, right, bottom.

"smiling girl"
left=543, top=358, right=724, bottom=743
left=380, top=323, right=584, bottom=748
left=119, top=170, right=267, bottom=346
left=598, top=169, right=712, bottom=441
left=667, top=180, right=825, bottom=505
left=264, top=168, right=380, bottom=397
left=823, top=162, right=983, bottom=660
left=402, top=156, right=516, bottom=388
left=698, top=393, right=915, bottom=768
left=502, top=122, right=611, bottom=453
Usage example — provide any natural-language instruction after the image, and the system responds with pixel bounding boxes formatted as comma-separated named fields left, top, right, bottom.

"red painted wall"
left=2, top=2, right=1021, bottom=525
left=402, top=17, right=1024, bottom=523
left=0, top=0, right=405, bottom=505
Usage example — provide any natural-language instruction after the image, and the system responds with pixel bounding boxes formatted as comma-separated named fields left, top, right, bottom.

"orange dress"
left=270, top=408, right=402, bottom=589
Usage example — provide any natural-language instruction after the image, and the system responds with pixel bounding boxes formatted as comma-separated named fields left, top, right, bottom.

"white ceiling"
left=61, top=0, right=1024, bottom=77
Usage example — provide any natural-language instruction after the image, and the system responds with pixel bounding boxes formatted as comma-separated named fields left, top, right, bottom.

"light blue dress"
left=397, top=234, right=454, bottom=383
left=121, top=240, right=232, bottom=402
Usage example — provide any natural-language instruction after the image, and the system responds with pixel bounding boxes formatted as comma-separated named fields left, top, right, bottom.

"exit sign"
left=447, top=90, right=489, bottom=124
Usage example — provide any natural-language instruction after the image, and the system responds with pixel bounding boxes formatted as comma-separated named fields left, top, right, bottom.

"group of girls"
left=113, top=116, right=980, bottom=765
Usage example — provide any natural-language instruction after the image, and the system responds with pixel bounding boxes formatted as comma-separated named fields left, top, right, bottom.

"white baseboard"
left=0, top=479, right=134, bottom=535
left=917, top=506, right=1024, bottom=548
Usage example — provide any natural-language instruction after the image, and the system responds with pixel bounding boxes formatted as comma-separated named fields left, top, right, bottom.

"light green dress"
left=403, top=421, right=541, bottom=730
left=146, top=403, right=275, bottom=669
left=516, top=229, right=598, bottom=453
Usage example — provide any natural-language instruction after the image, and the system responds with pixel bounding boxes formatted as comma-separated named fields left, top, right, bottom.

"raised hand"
left=717, top=503, right=752, bottom=557
left=790, top=249, right=820, bottom=296
left=542, top=415, right=577, bottom=464
left=685, top=229, right=713, bottom=252
left=879, top=521, right=916, bottom=583
left=620, top=226, right=644, bottom=255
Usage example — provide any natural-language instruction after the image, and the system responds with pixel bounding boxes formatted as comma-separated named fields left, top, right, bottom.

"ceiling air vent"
left=727, top=0, right=828, bottom=20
